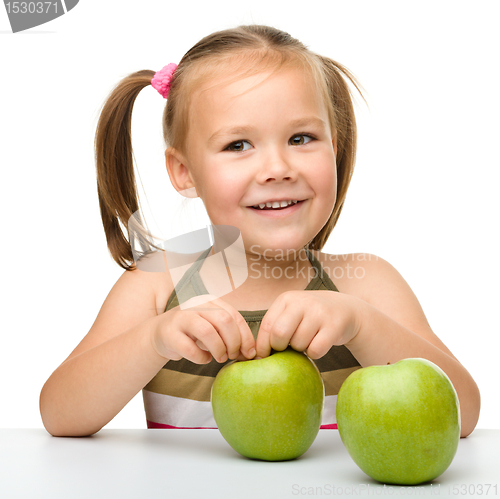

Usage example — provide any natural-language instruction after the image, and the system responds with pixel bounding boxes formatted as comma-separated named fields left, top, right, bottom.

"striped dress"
left=142, top=246, right=361, bottom=429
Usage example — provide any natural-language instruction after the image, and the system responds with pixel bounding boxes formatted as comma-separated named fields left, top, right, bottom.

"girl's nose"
left=256, top=148, right=298, bottom=183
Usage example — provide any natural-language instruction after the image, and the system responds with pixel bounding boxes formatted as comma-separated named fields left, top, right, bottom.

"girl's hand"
left=152, top=295, right=257, bottom=364
left=256, top=290, right=365, bottom=359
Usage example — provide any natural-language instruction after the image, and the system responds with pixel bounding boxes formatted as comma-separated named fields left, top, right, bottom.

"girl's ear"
left=332, top=129, right=338, bottom=159
left=165, top=148, right=199, bottom=197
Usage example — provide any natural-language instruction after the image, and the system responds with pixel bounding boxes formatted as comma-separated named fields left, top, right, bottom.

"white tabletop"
left=0, top=428, right=498, bottom=498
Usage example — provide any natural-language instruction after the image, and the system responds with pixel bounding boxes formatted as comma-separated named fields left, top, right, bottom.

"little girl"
left=39, top=24, right=480, bottom=438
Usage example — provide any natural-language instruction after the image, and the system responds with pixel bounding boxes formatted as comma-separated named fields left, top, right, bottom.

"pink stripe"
left=147, top=420, right=217, bottom=429
left=147, top=420, right=337, bottom=430
left=320, top=423, right=338, bottom=430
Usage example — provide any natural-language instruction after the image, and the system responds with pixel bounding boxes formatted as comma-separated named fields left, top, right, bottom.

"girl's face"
left=170, top=66, right=337, bottom=257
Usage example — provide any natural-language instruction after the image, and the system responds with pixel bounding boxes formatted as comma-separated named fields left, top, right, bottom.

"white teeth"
left=252, top=200, right=300, bottom=209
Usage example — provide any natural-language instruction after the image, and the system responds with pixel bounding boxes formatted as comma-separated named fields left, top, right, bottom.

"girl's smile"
left=247, top=198, right=307, bottom=218
left=167, top=66, right=338, bottom=257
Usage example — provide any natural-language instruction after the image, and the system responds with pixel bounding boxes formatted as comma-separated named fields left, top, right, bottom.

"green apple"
left=336, top=358, right=460, bottom=485
left=211, top=347, right=324, bottom=461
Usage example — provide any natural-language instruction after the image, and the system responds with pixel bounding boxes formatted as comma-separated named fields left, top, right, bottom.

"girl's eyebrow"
left=207, top=117, right=328, bottom=145
left=208, top=125, right=255, bottom=146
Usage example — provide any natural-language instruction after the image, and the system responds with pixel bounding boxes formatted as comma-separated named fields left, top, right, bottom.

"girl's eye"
left=226, top=140, right=252, bottom=152
left=289, top=134, right=314, bottom=146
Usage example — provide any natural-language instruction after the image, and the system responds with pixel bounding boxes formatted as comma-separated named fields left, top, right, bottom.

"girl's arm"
left=39, top=268, right=169, bottom=437
left=343, top=255, right=481, bottom=438
left=40, top=266, right=256, bottom=437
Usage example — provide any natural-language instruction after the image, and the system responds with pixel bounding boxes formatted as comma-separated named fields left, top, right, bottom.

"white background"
left=1, top=1, right=498, bottom=430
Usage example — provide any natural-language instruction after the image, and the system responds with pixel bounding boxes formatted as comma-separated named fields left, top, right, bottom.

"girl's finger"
left=183, top=315, right=228, bottom=363
left=213, top=299, right=256, bottom=359
left=194, top=304, right=241, bottom=359
left=269, top=305, right=304, bottom=352
left=183, top=295, right=256, bottom=360
left=214, top=298, right=255, bottom=359
left=256, top=297, right=288, bottom=358
left=305, top=327, right=335, bottom=359
left=195, top=339, right=209, bottom=351
left=232, top=310, right=257, bottom=359
left=288, top=315, right=321, bottom=353
left=169, top=330, right=213, bottom=364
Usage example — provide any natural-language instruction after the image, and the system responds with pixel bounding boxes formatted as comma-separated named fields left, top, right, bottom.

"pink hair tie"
left=151, top=63, right=178, bottom=99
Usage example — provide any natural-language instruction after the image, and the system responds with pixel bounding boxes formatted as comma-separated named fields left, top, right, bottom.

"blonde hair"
left=95, top=25, right=364, bottom=270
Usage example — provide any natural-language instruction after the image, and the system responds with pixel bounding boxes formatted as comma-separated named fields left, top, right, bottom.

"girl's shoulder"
left=61, top=252, right=174, bottom=363
left=311, top=250, right=433, bottom=335
left=310, top=250, right=402, bottom=303
left=136, top=251, right=176, bottom=315
left=106, top=251, right=175, bottom=321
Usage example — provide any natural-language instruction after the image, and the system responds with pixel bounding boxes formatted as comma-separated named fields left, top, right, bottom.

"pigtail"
left=94, top=70, right=155, bottom=270
left=309, top=57, right=366, bottom=250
